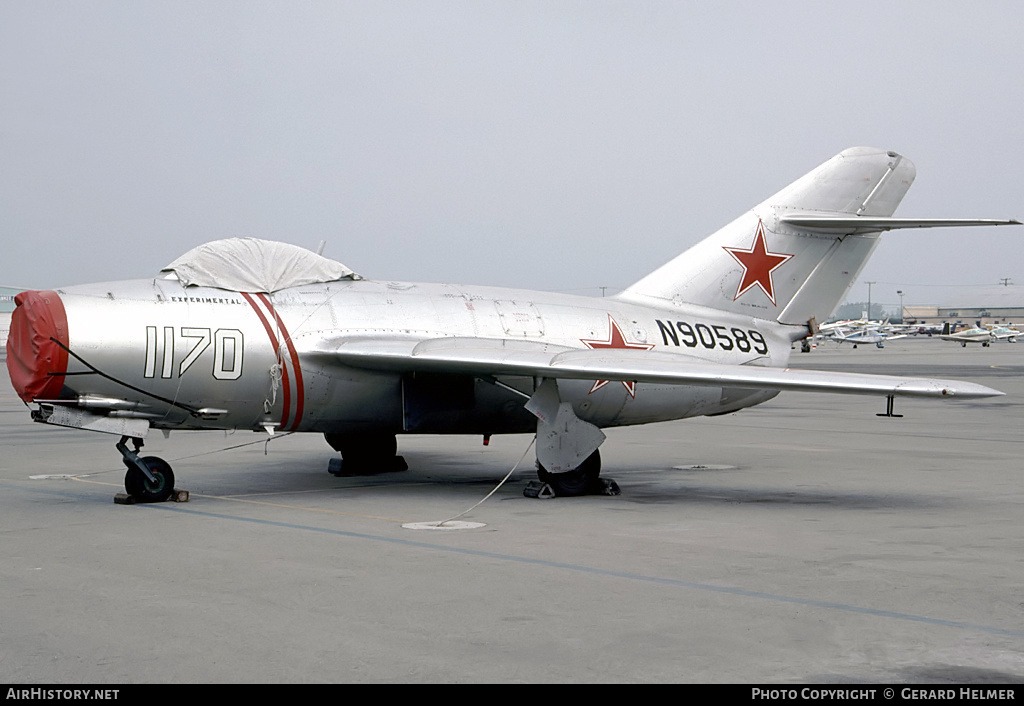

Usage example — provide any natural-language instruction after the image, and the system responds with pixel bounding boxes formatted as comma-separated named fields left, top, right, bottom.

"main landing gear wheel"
left=124, top=456, right=175, bottom=503
left=324, top=432, right=408, bottom=476
left=529, top=450, right=619, bottom=498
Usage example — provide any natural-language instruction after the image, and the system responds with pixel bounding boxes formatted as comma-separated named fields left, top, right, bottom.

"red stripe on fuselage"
left=255, top=293, right=305, bottom=432
left=241, top=292, right=294, bottom=431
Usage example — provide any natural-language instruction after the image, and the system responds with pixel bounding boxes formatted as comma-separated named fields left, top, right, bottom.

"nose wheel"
left=116, top=436, right=176, bottom=503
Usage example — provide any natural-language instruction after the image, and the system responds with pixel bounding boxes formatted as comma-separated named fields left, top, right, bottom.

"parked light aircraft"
left=941, top=323, right=996, bottom=346
left=990, top=326, right=1021, bottom=342
left=941, top=322, right=1021, bottom=346
left=824, top=328, right=906, bottom=349
left=816, top=320, right=908, bottom=349
left=6, top=148, right=1019, bottom=501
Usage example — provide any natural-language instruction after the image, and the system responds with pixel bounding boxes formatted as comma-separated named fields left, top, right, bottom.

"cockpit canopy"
left=162, top=238, right=362, bottom=293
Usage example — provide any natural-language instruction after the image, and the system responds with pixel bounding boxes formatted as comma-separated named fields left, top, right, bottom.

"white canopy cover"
left=162, top=238, right=362, bottom=293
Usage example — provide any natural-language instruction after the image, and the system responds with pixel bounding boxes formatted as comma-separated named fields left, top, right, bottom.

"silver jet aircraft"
left=6, top=147, right=1018, bottom=501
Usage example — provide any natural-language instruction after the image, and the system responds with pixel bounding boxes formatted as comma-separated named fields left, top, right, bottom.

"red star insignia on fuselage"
left=722, top=220, right=793, bottom=305
left=580, top=315, right=655, bottom=398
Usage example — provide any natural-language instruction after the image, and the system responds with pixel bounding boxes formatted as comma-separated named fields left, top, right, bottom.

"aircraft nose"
left=6, top=290, right=69, bottom=403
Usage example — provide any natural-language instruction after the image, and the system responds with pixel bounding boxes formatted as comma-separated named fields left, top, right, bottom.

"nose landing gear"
left=116, top=436, right=176, bottom=503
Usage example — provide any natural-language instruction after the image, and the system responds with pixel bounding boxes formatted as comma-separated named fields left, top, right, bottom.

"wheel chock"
left=523, top=479, right=619, bottom=498
left=114, top=488, right=189, bottom=504
left=523, top=480, right=556, bottom=499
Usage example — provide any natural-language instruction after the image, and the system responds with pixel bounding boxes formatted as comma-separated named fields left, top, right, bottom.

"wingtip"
left=945, top=384, right=1006, bottom=400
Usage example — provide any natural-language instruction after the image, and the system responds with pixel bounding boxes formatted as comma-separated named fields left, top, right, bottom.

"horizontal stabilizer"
left=309, top=336, right=1004, bottom=400
left=781, top=215, right=1022, bottom=234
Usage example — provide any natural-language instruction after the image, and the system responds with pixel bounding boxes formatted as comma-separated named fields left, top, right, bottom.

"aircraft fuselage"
left=24, top=277, right=789, bottom=438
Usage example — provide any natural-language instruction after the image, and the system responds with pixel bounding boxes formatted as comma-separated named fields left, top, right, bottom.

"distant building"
left=903, top=285, right=1024, bottom=326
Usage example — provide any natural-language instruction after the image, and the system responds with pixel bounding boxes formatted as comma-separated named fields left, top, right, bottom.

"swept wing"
left=308, top=336, right=1001, bottom=400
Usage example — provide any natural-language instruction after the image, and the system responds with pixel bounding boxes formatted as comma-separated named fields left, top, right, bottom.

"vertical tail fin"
left=617, top=147, right=916, bottom=327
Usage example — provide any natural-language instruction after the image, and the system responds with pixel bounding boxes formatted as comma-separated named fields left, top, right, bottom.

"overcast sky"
left=2, top=1, right=1022, bottom=307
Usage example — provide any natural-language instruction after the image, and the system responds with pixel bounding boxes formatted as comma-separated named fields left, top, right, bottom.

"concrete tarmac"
left=1, top=337, right=1022, bottom=684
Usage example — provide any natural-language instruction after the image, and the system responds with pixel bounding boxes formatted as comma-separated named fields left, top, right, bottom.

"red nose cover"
left=6, top=290, right=69, bottom=403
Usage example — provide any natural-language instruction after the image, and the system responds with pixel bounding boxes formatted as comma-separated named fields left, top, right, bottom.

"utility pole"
left=866, top=281, right=875, bottom=321
left=897, top=289, right=904, bottom=323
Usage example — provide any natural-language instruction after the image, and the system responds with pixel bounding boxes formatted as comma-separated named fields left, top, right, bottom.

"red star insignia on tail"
left=722, top=220, right=793, bottom=305
left=580, top=315, right=655, bottom=397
